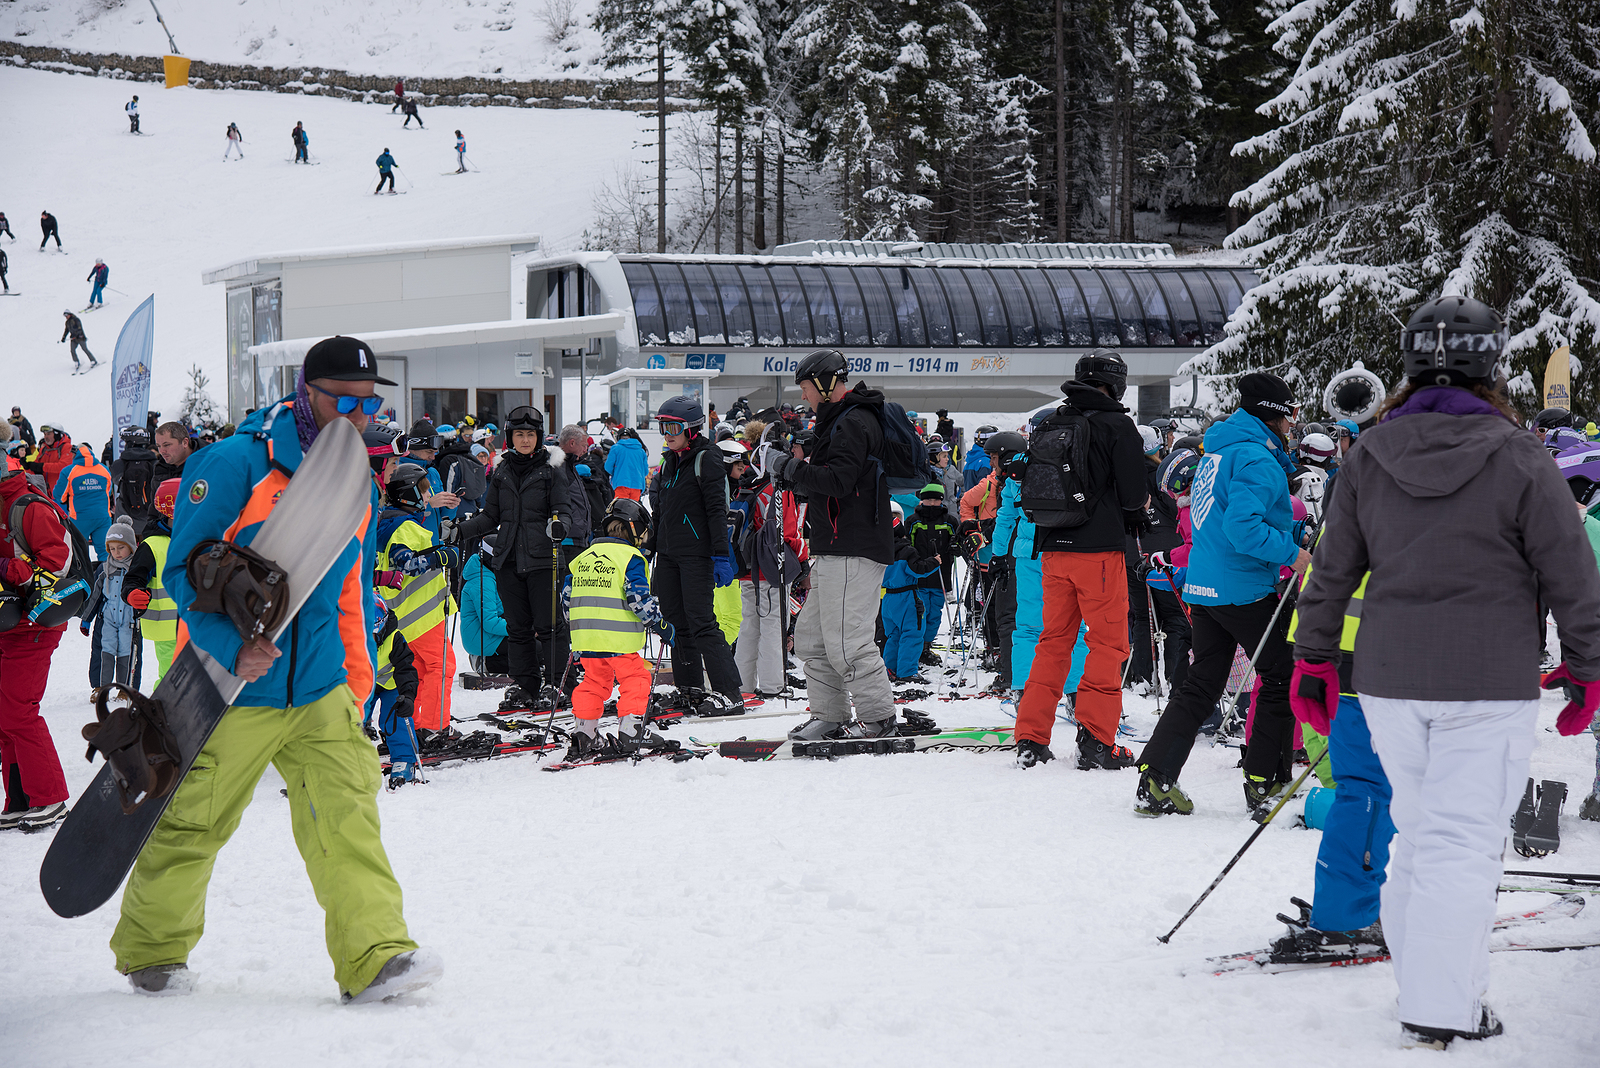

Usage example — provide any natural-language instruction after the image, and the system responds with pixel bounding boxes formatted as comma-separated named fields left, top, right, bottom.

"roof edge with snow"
left=201, top=233, right=544, bottom=285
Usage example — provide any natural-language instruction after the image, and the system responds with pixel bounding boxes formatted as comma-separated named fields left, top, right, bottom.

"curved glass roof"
left=620, top=257, right=1257, bottom=350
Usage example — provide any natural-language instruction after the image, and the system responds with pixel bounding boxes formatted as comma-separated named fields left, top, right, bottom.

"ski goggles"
left=503, top=406, right=544, bottom=432
left=308, top=382, right=385, bottom=416
left=657, top=419, right=688, bottom=436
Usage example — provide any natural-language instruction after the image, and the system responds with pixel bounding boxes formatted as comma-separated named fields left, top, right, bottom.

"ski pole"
left=1214, top=579, right=1297, bottom=739
left=1157, top=749, right=1330, bottom=944
left=396, top=166, right=413, bottom=190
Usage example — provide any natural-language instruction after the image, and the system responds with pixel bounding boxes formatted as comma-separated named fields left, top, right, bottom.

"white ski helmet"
left=1299, top=433, right=1337, bottom=462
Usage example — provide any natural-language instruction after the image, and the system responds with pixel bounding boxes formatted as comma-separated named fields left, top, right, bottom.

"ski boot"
left=841, top=715, right=899, bottom=739
left=786, top=672, right=807, bottom=689
left=1075, top=726, right=1137, bottom=770
left=1015, top=738, right=1055, bottom=769
left=1580, top=792, right=1600, bottom=822
left=696, top=691, right=743, bottom=717
left=920, top=645, right=942, bottom=668
left=563, top=729, right=601, bottom=763
left=1243, top=773, right=1289, bottom=821
left=1401, top=1007, right=1503, bottom=1050
left=788, top=716, right=845, bottom=741
left=497, top=685, right=532, bottom=713
left=127, top=963, right=194, bottom=997
left=1267, top=896, right=1386, bottom=962
left=899, top=709, right=939, bottom=736
left=1135, top=764, right=1194, bottom=816
left=616, top=716, right=677, bottom=754
left=386, top=762, right=416, bottom=791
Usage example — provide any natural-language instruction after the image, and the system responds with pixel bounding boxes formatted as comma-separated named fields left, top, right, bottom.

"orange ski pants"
left=410, top=619, right=457, bottom=731
left=572, top=653, right=652, bottom=722
left=1014, top=550, right=1129, bottom=747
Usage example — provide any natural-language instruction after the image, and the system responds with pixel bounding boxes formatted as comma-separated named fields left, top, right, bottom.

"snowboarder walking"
left=375, top=148, right=397, bottom=194
left=39, top=210, right=60, bottom=250
left=109, top=334, right=439, bottom=1003
left=1292, top=296, right=1600, bottom=1049
left=125, top=95, right=139, bottom=134
left=60, top=311, right=97, bottom=371
left=86, top=259, right=108, bottom=308
left=454, top=130, right=466, bottom=173
left=223, top=122, right=243, bottom=160
left=401, top=97, right=423, bottom=129
left=291, top=121, right=309, bottom=163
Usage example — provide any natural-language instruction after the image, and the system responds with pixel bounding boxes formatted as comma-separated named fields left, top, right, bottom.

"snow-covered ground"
left=0, top=64, right=654, bottom=441
left=2, top=0, right=612, bottom=81
left=4, top=606, right=1600, bottom=1066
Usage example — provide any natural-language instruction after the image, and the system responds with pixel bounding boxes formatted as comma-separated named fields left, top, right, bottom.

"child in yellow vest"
left=121, top=477, right=180, bottom=686
left=560, top=498, right=674, bottom=761
left=375, top=465, right=459, bottom=735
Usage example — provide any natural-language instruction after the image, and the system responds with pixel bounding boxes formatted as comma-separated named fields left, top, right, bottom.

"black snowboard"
left=39, top=418, right=371, bottom=918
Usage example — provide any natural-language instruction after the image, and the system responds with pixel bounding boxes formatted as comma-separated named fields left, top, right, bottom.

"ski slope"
left=2, top=604, right=1599, bottom=1066
left=0, top=65, right=647, bottom=444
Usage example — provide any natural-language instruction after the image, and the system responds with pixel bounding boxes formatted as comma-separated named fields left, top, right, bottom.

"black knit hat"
left=1238, top=372, right=1296, bottom=422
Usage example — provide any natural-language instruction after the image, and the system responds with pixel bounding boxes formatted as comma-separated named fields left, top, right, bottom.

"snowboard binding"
left=186, top=538, right=291, bottom=641
left=81, top=684, right=183, bottom=814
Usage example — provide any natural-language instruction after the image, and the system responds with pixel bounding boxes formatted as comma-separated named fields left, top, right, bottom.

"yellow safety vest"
left=375, top=630, right=397, bottom=690
left=377, top=518, right=455, bottom=644
left=141, top=534, right=178, bottom=641
left=567, top=540, right=648, bottom=655
left=1287, top=542, right=1367, bottom=695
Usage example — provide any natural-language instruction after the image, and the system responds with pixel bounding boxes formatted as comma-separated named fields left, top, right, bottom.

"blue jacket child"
left=461, top=539, right=508, bottom=660
left=81, top=515, right=141, bottom=688
left=880, top=507, right=940, bottom=680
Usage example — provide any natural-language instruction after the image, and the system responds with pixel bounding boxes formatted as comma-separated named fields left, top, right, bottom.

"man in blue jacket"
left=1134, top=372, right=1312, bottom=817
left=605, top=427, right=649, bottom=501
left=110, top=336, right=439, bottom=1004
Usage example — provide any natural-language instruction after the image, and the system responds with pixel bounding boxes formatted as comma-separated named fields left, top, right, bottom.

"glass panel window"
left=652, top=264, right=697, bottom=345
left=794, top=265, right=841, bottom=344
left=991, top=268, right=1038, bottom=346
left=1018, top=269, right=1064, bottom=345
left=852, top=267, right=901, bottom=346
left=412, top=389, right=468, bottom=428
left=1046, top=270, right=1093, bottom=345
left=939, top=272, right=982, bottom=346
left=610, top=384, right=630, bottom=428
left=1232, top=269, right=1262, bottom=300
left=1127, top=270, right=1174, bottom=346
left=476, top=389, right=532, bottom=429
left=909, top=270, right=952, bottom=346
left=1099, top=269, right=1146, bottom=346
left=1206, top=269, right=1244, bottom=312
left=1156, top=272, right=1202, bottom=345
left=678, top=263, right=724, bottom=344
left=962, top=269, right=1011, bottom=346
left=1073, top=271, right=1122, bottom=346
left=708, top=263, right=754, bottom=345
left=622, top=263, right=666, bottom=346
left=769, top=265, right=813, bottom=346
left=888, top=267, right=928, bottom=346
left=824, top=266, right=871, bottom=346
left=738, top=265, right=785, bottom=345
left=1183, top=272, right=1229, bottom=344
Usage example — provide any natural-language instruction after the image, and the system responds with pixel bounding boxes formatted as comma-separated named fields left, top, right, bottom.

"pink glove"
left=0, top=557, right=31, bottom=587
left=373, top=569, right=404, bottom=589
left=1542, top=662, right=1600, bottom=736
left=1290, top=659, right=1341, bottom=735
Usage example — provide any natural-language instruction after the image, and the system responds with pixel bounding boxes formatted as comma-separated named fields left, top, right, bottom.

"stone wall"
left=0, top=41, right=687, bottom=111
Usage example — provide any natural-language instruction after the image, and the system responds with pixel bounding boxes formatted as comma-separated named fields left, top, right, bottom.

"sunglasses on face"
left=309, top=382, right=385, bottom=415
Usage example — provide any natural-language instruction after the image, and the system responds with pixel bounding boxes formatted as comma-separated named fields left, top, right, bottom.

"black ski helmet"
left=1535, top=407, right=1577, bottom=431
left=655, top=395, right=705, bottom=430
left=386, top=463, right=430, bottom=509
left=1072, top=348, right=1128, bottom=400
left=794, top=348, right=850, bottom=396
left=984, top=430, right=1027, bottom=458
left=119, top=425, right=150, bottom=448
left=1400, top=296, right=1506, bottom=386
left=362, top=427, right=401, bottom=475
left=504, top=405, right=544, bottom=435
left=604, top=497, right=651, bottom=542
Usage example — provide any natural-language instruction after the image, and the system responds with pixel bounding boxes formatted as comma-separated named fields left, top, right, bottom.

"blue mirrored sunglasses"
left=310, top=382, right=385, bottom=415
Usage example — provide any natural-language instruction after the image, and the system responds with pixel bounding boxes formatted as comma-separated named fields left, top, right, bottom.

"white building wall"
left=281, top=247, right=511, bottom=338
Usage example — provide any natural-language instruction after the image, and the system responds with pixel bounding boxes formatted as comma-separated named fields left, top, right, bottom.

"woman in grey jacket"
left=1291, top=297, right=1600, bottom=1049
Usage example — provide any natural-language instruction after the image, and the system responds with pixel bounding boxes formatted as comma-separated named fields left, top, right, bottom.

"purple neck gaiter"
left=291, top=368, right=320, bottom=452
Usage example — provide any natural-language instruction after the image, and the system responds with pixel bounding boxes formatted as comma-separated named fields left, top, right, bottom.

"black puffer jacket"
left=1125, top=454, right=1182, bottom=566
left=788, top=383, right=893, bottom=565
left=459, top=447, right=570, bottom=573
left=1034, top=381, right=1149, bottom=555
left=652, top=432, right=728, bottom=557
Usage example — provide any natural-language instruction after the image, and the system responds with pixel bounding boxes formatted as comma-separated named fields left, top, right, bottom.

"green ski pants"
left=111, top=684, right=417, bottom=996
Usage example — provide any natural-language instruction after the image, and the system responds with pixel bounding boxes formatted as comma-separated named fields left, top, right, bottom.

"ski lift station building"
left=205, top=235, right=1258, bottom=432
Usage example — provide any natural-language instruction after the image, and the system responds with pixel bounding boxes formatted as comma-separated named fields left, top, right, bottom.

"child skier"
left=462, top=534, right=509, bottom=676
left=906, top=483, right=956, bottom=665
left=121, top=478, right=179, bottom=687
left=560, top=498, right=675, bottom=761
left=454, top=130, right=467, bottom=173
left=375, top=465, right=459, bottom=735
left=366, top=594, right=422, bottom=789
left=224, top=122, right=244, bottom=160
left=80, top=516, right=141, bottom=690
left=86, top=259, right=109, bottom=308
left=880, top=503, right=940, bottom=682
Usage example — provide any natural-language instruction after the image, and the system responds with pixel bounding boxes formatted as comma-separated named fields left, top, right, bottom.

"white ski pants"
left=794, top=555, right=893, bottom=723
left=736, top=580, right=786, bottom=695
left=1361, top=695, right=1537, bottom=1032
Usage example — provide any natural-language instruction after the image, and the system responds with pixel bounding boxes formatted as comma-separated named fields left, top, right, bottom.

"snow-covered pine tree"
left=1194, top=0, right=1600, bottom=417
left=1193, top=0, right=1293, bottom=231
left=179, top=365, right=220, bottom=427
left=680, top=0, right=769, bottom=251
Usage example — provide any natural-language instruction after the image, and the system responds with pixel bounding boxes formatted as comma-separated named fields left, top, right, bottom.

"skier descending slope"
left=375, top=148, right=398, bottom=194
left=125, top=95, right=140, bottom=134
left=1293, top=296, right=1600, bottom=1049
left=111, top=335, right=440, bottom=1004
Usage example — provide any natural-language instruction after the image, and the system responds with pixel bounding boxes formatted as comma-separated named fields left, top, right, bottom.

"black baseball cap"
left=303, top=335, right=396, bottom=385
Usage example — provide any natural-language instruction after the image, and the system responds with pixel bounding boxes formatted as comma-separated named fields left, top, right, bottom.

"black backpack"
left=879, top=401, right=928, bottom=484
left=6, top=493, right=93, bottom=626
left=119, top=455, right=156, bottom=521
left=1019, top=407, right=1102, bottom=530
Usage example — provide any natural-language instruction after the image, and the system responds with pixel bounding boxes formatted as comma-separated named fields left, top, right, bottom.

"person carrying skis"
left=375, top=148, right=398, bottom=194
left=1135, top=372, right=1309, bottom=815
left=224, top=122, right=243, bottom=160
left=559, top=498, right=676, bottom=761
left=53, top=443, right=113, bottom=558
left=401, top=97, right=423, bottom=129
left=60, top=312, right=97, bottom=371
left=80, top=516, right=141, bottom=689
left=111, top=333, right=438, bottom=1003
left=39, top=210, right=60, bottom=251
left=454, top=130, right=466, bottom=173
left=125, top=95, right=139, bottom=133
left=291, top=121, right=309, bottom=163
left=86, top=258, right=109, bottom=308
left=374, top=465, right=459, bottom=736
left=1293, top=296, right=1600, bottom=1049
left=365, top=594, right=422, bottom=789
left=121, top=478, right=180, bottom=687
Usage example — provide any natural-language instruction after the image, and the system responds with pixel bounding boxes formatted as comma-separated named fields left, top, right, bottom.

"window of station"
left=1155, top=272, right=1203, bottom=345
left=632, top=379, right=704, bottom=430
left=476, top=389, right=532, bottom=429
left=1185, top=273, right=1229, bottom=344
left=1127, top=270, right=1175, bottom=346
left=1016, top=269, right=1064, bottom=345
left=1045, top=270, right=1095, bottom=345
left=887, top=267, right=928, bottom=346
left=680, top=263, right=725, bottom=344
left=653, top=264, right=697, bottom=345
left=709, top=263, right=755, bottom=345
left=795, top=265, right=841, bottom=344
left=824, top=265, right=872, bottom=346
left=852, top=266, right=902, bottom=346
left=1100, top=268, right=1147, bottom=347
left=413, top=389, right=468, bottom=428
left=992, top=268, right=1039, bottom=346
left=1070, top=270, right=1125, bottom=347
left=961, top=268, right=1011, bottom=346
left=736, top=265, right=785, bottom=344
left=938, top=272, right=983, bottom=346
left=769, top=264, right=813, bottom=346
left=623, top=263, right=667, bottom=346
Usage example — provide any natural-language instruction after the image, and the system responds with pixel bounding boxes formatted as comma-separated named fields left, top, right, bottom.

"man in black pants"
left=648, top=395, right=744, bottom=716
left=1134, top=373, right=1311, bottom=818
left=39, top=211, right=60, bottom=250
left=60, top=310, right=97, bottom=370
left=0, top=212, right=14, bottom=239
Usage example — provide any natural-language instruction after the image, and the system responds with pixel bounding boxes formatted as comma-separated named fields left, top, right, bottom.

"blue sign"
left=646, top=353, right=666, bottom=369
left=707, top=353, right=726, bottom=371
left=686, top=353, right=705, bottom=369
